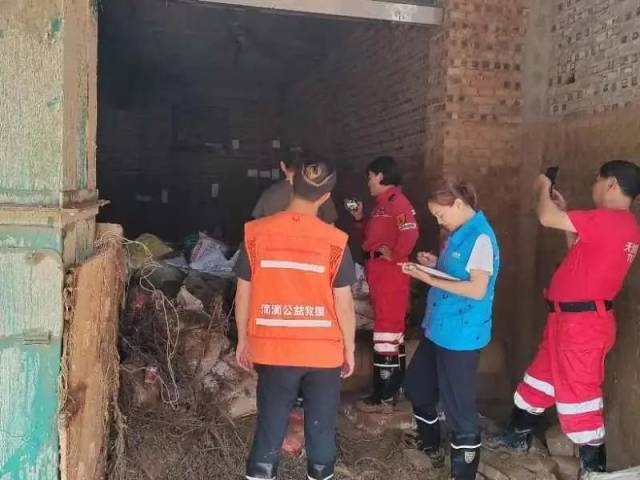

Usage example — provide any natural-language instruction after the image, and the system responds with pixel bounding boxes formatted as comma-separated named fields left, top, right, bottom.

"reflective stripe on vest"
left=244, top=212, right=347, bottom=352
left=260, top=259, right=325, bottom=273
left=256, top=318, right=332, bottom=328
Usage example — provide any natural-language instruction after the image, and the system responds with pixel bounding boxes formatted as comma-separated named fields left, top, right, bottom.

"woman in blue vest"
left=400, top=178, right=500, bottom=480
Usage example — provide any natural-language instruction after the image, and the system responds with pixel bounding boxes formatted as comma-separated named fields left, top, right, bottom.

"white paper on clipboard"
left=414, top=264, right=461, bottom=281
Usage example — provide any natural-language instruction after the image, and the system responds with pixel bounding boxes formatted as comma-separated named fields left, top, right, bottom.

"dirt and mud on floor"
left=107, top=232, right=593, bottom=480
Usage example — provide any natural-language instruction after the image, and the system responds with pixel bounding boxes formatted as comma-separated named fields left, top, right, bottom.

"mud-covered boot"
left=450, top=432, right=481, bottom=480
left=246, top=462, right=278, bottom=480
left=485, top=407, right=540, bottom=453
left=414, top=407, right=444, bottom=468
left=307, top=463, right=334, bottom=480
left=356, top=354, right=400, bottom=414
left=579, top=444, right=606, bottom=479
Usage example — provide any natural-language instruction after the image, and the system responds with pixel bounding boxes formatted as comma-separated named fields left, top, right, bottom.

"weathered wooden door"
left=0, top=249, right=64, bottom=479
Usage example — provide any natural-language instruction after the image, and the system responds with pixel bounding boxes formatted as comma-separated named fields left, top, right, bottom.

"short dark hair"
left=367, top=156, right=402, bottom=186
left=600, top=160, right=640, bottom=200
left=293, top=160, right=337, bottom=202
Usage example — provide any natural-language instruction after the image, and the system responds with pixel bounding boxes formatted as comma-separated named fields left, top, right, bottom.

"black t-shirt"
left=233, top=244, right=356, bottom=288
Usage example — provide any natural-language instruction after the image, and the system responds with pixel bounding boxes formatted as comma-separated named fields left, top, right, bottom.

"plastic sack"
left=190, top=233, right=230, bottom=263
left=190, top=249, right=239, bottom=278
left=352, top=263, right=369, bottom=299
left=127, top=233, right=173, bottom=270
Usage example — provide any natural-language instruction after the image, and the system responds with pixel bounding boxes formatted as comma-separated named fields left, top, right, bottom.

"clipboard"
left=403, top=264, right=461, bottom=281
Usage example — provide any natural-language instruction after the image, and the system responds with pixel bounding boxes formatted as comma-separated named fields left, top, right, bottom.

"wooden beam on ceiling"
left=197, top=0, right=443, bottom=25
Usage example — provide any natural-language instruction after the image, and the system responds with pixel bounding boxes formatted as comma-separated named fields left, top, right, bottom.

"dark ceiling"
left=99, top=0, right=360, bottom=105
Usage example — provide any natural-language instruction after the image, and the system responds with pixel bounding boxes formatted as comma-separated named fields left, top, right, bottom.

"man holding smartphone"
left=489, top=160, right=640, bottom=478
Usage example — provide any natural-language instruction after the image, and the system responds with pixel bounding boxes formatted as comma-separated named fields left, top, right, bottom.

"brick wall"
left=549, top=0, right=640, bottom=116
left=283, top=23, right=438, bottom=254
left=435, top=0, right=528, bottom=358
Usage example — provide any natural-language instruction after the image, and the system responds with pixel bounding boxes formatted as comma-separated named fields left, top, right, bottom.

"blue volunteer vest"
left=422, top=211, right=500, bottom=351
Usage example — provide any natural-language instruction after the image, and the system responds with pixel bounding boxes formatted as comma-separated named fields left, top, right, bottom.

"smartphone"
left=545, top=167, right=559, bottom=195
left=545, top=166, right=559, bottom=183
left=344, top=198, right=360, bottom=212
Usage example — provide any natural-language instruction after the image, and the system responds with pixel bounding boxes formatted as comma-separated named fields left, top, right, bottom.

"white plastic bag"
left=190, top=249, right=239, bottom=277
left=190, top=233, right=229, bottom=263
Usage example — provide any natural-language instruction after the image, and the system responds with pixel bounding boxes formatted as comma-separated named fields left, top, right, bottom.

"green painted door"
left=0, top=248, right=63, bottom=479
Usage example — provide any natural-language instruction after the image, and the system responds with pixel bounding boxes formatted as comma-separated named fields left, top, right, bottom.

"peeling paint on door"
left=0, top=249, right=63, bottom=479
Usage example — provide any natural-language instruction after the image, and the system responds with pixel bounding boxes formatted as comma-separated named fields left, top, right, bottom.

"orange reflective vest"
left=245, top=211, right=348, bottom=368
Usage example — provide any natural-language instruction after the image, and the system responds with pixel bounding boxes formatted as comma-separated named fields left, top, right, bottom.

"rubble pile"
left=113, top=232, right=381, bottom=480
left=113, top=232, right=258, bottom=480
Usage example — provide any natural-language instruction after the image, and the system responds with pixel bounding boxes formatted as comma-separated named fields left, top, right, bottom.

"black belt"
left=546, top=300, right=613, bottom=313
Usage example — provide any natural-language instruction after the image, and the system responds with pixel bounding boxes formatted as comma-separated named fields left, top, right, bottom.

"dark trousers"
left=404, top=338, right=481, bottom=436
left=247, top=365, right=342, bottom=469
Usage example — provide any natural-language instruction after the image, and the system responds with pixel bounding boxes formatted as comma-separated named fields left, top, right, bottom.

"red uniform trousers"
left=366, top=258, right=409, bottom=358
left=515, top=307, right=616, bottom=445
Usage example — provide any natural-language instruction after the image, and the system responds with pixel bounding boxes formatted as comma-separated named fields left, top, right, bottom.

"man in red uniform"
left=349, top=156, right=419, bottom=412
left=489, top=160, right=640, bottom=478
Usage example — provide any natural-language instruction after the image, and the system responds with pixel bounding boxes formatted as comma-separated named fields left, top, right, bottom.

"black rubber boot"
left=399, top=343, right=407, bottom=373
left=414, top=407, right=444, bottom=468
left=398, top=343, right=407, bottom=400
left=579, top=444, right=606, bottom=478
left=450, top=432, right=481, bottom=480
left=356, top=354, right=400, bottom=413
left=360, top=356, right=384, bottom=404
left=246, top=462, right=278, bottom=479
left=485, top=407, right=540, bottom=452
left=382, top=354, right=403, bottom=402
left=307, top=462, right=335, bottom=480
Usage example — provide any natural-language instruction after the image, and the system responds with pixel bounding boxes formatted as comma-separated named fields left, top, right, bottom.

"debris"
left=120, top=361, right=161, bottom=409
left=228, top=395, right=257, bottom=419
left=345, top=401, right=414, bottom=436
left=480, top=448, right=556, bottom=480
left=334, top=464, right=355, bottom=478
left=190, top=232, right=231, bottom=263
left=478, top=461, right=511, bottom=480
left=352, top=263, right=369, bottom=299
left=552, top=455, right=579, bottom=480
left=188, top=232, right=238, bottom=277
left=190, top=248, right=239, bottom=277
left=354, top=298, right=374, bottom=330
left=144, top=264, right=186, bottom=298
left=403, top=449, right=433, bottom=471
left=163, top=254, right=189, bottom=269
left=282, top=410, right=305, bottom=456
left=352, top=263, right=374, bottom=330
left=127, top=233, right=173, bottom=270
left=177, top=328, right=228, bottom=377
left=589, top=466, right=640, bottom=479
left=546, top=425, right=575, bottom=457
left=177, top=285, right=205, bottom=312
left=183, top=272, right=231, bottom=311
